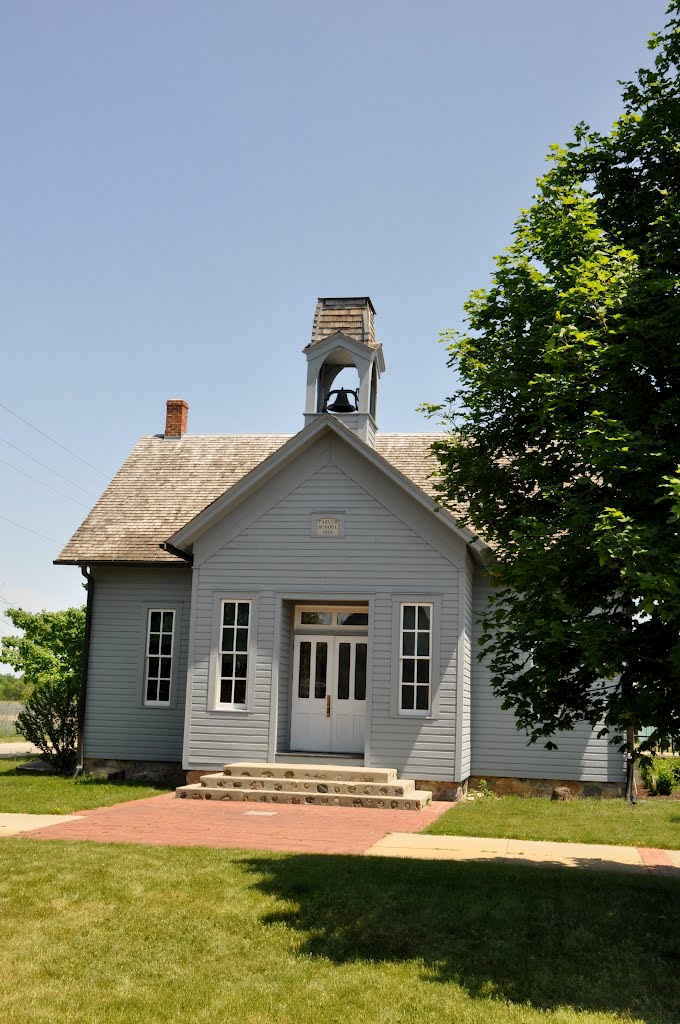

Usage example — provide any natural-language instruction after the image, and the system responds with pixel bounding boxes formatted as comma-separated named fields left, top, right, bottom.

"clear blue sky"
left=0, top=0, right=669, bottom=626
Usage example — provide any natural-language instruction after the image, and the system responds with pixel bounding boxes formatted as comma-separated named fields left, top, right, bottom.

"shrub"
left=639, top=756, right=680, bottom=796
left=16, top=674, right=79, bottom=775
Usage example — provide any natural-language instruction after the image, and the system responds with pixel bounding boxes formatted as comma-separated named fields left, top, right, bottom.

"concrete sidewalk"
left=2, top=792, right=679, bottom=875
left=0, top=812, right=84, bottom=837
left=366, top=832, right=680, bottom=876
left=0, top=741, right=40, bottom=757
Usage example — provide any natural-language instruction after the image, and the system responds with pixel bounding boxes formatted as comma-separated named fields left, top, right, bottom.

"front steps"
left=176, top=762, right=432, bottom=810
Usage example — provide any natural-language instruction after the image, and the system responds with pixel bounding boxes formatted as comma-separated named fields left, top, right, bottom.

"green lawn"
left=425, top=795, right=680, bottom=849
left=0, top=758, right=171, bottom=814
left=0, top=733, right=21, bottom=742
left=0, top=840, right=678, bottom=1024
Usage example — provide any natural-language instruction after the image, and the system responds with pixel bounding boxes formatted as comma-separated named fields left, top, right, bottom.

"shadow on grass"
left=241, top=853, right=680, bottom=1024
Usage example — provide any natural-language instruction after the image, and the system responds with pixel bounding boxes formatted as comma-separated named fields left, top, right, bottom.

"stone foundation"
left=416, top=779, right=467, bottom=802
left=84, top=758, right=185, bottom=787
left=467, top=774, right=625, bottom=799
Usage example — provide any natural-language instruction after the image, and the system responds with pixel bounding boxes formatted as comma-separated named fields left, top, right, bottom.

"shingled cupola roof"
left=310, top=297, right=377, bottom=349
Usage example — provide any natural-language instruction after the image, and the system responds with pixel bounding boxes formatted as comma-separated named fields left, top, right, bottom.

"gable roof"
left=55, top=421, right=474, bottom=566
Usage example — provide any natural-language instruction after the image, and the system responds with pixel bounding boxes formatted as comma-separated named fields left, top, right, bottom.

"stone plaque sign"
left=315, top=516, right=341, bottom=537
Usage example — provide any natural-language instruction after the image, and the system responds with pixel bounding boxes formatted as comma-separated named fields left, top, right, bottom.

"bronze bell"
left=326, top=388, right=358, bottom=413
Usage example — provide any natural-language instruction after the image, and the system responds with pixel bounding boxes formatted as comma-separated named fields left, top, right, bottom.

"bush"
left=16, top=674, right=79, bottom=775
left=639, top=756, right=680, bottom=796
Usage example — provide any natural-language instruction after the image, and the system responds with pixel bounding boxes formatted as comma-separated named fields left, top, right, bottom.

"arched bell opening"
left=316, top=355, right=361, bottom=415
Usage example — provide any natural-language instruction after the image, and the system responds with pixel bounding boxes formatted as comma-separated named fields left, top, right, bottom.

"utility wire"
left=0, top=400, right=109, bottom=479
left=0, top=436, right=96, bottom=496
left=0, top=514, right=60, bottom=545
left=0, top=457, right=89, bottom=508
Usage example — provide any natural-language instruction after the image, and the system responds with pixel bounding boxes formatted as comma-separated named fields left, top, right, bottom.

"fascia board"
left=166, top=417, right=334, bottom=549
left=302, top=332, right=377, bottom=365
left=326, top=418, right=489, bottom=561
left=167, top=412, right=490, bottom=562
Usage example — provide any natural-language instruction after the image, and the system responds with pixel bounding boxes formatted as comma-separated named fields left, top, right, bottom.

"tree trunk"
left=625, top=726, right=636, bottom=803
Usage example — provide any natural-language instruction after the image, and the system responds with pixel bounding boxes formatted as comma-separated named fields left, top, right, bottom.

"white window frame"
left=398, top=601, right=433, bottom=717
left=215, top=599, right=252, bottom=709
left=293, top=604, right=369, bottom=631
left=144, top=608, right=175, bottom=706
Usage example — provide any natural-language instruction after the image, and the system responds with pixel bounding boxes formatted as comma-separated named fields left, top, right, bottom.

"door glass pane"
left=355, top=643, right=367, bottom=700
left=315, top=642, right=327, bottom=698
left=298, top=642, right=310, bottom=699
left=337, top=643, right=350, bottom=699
left=337, top=611, right=368, bottom=626
left=301, top=611, right=332, bottom=625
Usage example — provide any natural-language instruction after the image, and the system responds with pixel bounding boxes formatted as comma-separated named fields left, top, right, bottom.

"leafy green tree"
left=0, top=607, right=85, bottom=773
left=428, top=3, right=680, bottom=795
left=0, top=673, right=31, bottom=702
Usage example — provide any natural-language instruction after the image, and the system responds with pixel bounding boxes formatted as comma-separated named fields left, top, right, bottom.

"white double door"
left=290, top=635, right=367, bottom=754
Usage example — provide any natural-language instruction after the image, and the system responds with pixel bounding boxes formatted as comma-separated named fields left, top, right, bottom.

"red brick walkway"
left=23, top=793, right=449, bottom=854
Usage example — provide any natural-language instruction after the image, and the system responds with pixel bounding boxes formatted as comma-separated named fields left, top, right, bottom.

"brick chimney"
left=165, top=399, right=188, bottom=438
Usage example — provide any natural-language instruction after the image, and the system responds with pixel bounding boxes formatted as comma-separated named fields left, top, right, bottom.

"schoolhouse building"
left=57, top=297, right=625, bottom=806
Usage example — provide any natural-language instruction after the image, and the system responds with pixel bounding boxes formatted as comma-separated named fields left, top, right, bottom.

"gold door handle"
left=326, top=695, right=331, bottom=718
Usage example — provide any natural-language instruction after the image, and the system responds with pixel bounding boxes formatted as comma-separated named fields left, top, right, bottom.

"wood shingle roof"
left=56, top=432, right=457, bottom=565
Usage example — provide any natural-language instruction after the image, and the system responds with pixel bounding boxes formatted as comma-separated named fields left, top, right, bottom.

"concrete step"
left=176, top=782, right=432, bottom=810
left=221, top=762, right=397, bottom=784
left=197, top=772, right=416, bottom=798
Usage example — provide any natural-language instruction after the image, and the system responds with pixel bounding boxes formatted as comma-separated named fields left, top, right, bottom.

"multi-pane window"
left=399, top=603, right=432, bottom=714
left=218, top=600, right=251, bottom=707
left=145, top=609, right=175, bottom=704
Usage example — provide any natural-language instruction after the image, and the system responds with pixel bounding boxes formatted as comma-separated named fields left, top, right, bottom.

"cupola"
left=302, top=296, right=385, bottom=446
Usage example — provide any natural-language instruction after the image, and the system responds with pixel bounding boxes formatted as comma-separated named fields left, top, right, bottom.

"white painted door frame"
left=290, top=635, right=367, bottom=753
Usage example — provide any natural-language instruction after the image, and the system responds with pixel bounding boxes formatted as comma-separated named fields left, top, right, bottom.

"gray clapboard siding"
left=85, top=566, right=191, bottom=761
left=456, top=563, right=473, bottom=780
left=470, top=577, right=626, bottom=782
left=276, top=601, right=293, bottom=753
left=185, top=439, right=466, bottom=779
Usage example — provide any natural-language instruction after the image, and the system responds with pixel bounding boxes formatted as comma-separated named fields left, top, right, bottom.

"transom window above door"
left=294, top=605, right=369, bottom=630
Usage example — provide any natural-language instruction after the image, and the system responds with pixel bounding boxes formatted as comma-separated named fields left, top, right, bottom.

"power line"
left=0, top=436, right=96, bottom=496
left=0, top=457, right=89, bottom=508
left=0, top=400, right=109, bottom=479
left=0, top=514, right=60, bottom=545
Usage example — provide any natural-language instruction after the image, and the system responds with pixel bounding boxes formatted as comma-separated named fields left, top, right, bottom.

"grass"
left=0, top=839, right=678, bottom=1024
left=0, top=758, right=171, bottom=814
left=0, top=733, right=21, bottom=742
left=425, top=794, right=680, bottom=849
